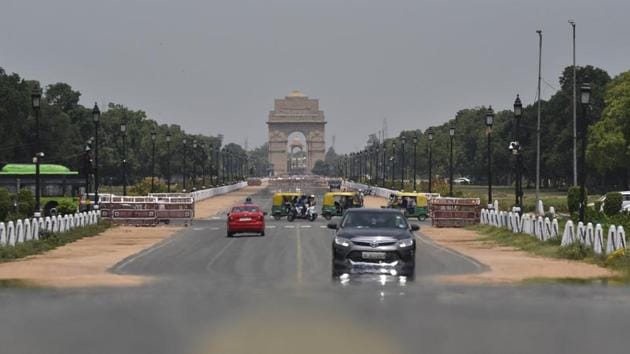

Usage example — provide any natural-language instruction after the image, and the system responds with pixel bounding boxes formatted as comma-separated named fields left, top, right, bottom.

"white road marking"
left=296, top=226, right=303, bottom=284
left=210, top=216, right=222, bottom=220
left=320, top=225, right=327, bottom=229
left=193, top=227, right=205, bottom=231
left=206, top=239, right=236, bottom=271
left=300, top=225, right=311, bottom=229
left=266, top=225, right=276, bottom=229
left=284, top=225, right=295, bottom=229
left=210, top=227, right=221, bottom=231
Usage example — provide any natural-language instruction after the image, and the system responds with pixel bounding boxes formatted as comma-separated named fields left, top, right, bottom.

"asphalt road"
left=1, top=185, right=630, bottom=354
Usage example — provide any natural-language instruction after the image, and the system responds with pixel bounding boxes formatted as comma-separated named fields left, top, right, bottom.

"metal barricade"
left=431, top=197, right=481, bottom=228
left=153, top=195, right=194, bottom=224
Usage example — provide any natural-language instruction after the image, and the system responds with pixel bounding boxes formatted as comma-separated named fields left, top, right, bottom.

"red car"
left=227, top=204, right=266, bottom=237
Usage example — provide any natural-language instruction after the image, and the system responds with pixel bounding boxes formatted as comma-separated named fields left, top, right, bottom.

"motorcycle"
left=287, top=204, right=318, bottom=222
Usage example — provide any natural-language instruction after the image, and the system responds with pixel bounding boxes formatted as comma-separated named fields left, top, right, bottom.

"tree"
left=587, top=70, right=630, bottom=189
left=312, top=160, right=332, bottom=176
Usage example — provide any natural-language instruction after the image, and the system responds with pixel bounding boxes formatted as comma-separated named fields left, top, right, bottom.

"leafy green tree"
left=0, top=188, right=10, bottom=222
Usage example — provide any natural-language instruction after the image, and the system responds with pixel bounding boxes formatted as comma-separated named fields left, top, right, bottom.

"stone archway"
left=267, top=90, right=326, bottom=176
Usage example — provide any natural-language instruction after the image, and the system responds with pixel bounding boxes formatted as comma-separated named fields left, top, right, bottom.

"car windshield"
left=231, top=206, right=260, bottom=213
left=341, top=211, right=408, bottom=229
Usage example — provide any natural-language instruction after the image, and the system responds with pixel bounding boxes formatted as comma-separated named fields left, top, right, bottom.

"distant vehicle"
left=329, top=208, right=418, bottom=277
left=227, top=204, right=266, bottom=237
left=328, top=179, right=342, bottom=190
left=597, top=191, right=630, bottom=211
left=453, top=177, right=471, bottom=184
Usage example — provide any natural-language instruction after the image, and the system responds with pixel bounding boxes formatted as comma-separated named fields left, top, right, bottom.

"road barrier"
left=481, top=208, right=627, bottom=255
left=0, top=211, right=100, bottom=247
left=431, top=197, right=481, bottom=227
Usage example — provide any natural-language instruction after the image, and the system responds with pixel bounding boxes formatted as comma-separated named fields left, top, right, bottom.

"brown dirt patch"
left=0, top=184, right=266, bottom=288
left=363, top=196, right=387, bottom=209
left=194, top=184, right=267, bottom=219
left=0, top=226, right=180, bottom=288
left=366, top=194, right=615, bottom=284
left=423, top=226, right=615, bottom=284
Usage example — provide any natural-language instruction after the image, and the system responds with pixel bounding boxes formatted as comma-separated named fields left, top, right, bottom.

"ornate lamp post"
left=182, top=138, right=187, bottom=192
left=381, top=143, right=386, bottom=187
left=92, top=103, right=100, bottom=209
left=486, top=106, right=495, bottom=209
left=512, top=95, right=523, bottom=212
left=31, top=87, right=42, bottom=217
left=120, top=120, right=128, bottom=196
left=166, top=132, right=171, bottom=192
left=412, top=134, right=418, bottom=191
left=400, top=136, right=406, bottom=191
left=192, top=140, right=198, bottom=190
left=449, top=124, right=455, bottom=197
left=150, top=131, right=157, bottom=193
left=579, top=83, right=592, bottom=222
left=391, top=142, right=397, bottom=187
left=427, top=127, right=433, bottom=194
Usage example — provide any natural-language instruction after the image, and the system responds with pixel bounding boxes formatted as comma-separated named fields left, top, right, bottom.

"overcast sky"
left=2, top=0, right=629, bottom=152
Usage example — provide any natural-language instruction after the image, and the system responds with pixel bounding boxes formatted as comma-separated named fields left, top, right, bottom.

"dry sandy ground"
left=0, top=185, right=265, bottom=288
left=363, top=195, right=614, bottom=283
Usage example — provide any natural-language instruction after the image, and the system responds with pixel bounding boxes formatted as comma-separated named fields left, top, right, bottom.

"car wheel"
left=324, top=213, right=332, bottom=220
left=273, top=215, right=281, bottom=221
left=260, top=230, right=265, bottom=236
left=287, top=213, right=295, bottom=222
left=418, top=215, right=426, bottom=221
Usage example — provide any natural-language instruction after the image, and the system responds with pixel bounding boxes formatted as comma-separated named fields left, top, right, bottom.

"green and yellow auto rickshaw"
left=271, top=192, right=303, bottom=220
left=321, top=191, right=363, bottom=220
left=387, top=192, right=429, bottom=221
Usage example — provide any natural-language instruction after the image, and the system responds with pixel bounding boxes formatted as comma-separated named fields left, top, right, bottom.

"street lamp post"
left=449, top=125, right=455, bottom=197
left=120, top=120, right=128, bottom=196
left=92, top=103, right=100, bottom=208
left=166, top=133, right=171, bottom=192
left=209, top=144, right=214, bottom=186
left=84, top=139, right=93, bottom=199
left=391, top=142, right=396, bottom=187
left=192, top=140, right=198, bottom=190
left=381, top=143, right=386, bottom=187
left=486, top=106, right=495, bottom=209
left=374, top=146, right=379, bottom=186
left=150, top=131, right=157, bottom=193
left=182, top=138, right=187, bottom=192
left=31, top=87, right=42, bottom=217
left=412, top=135, right=418, bottom=191
left=400, top=136, right=406, bottom=191
left=427, top=127, right=433, bottom=194
left=513, top=95, right=523, bottom=212
left=579, top=83, right=592, bottom=222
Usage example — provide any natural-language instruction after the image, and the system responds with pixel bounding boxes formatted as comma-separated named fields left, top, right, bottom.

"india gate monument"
left=267, top=90, right=326, bottom=176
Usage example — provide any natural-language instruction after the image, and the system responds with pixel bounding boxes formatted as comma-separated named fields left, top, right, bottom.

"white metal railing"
left=480, top=208, right=626, bottom=256
left=190, top=181, right=249, bottom=202
left=0, top=211, right=100, bottom=247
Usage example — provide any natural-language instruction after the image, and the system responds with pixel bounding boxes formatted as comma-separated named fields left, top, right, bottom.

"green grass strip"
left=0, top=221, right=112, bottom=262
left=469, top=224, right=630, bottom=283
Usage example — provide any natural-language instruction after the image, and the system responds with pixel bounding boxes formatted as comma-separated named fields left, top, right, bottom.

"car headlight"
left=334, top=237, right=351, bottom=247
left=398, top=239, right=414, bottom=248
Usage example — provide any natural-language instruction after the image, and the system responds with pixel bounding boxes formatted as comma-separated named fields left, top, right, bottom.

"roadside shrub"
left=594, top=201, right=603, bottom=212
left=604, top=192, right=622, bottom=216
left=57, top=199, right=77, bottom=215
left=567, top=186, right=581, bottom=214
left=557, top=242, right=591, bottom=260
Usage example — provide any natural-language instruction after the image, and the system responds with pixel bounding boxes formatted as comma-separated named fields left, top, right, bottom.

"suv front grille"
left=347, top=251, right=400, bottom=263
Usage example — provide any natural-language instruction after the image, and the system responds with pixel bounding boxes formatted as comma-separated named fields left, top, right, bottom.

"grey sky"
left=2, top=0, right=629, bottom=152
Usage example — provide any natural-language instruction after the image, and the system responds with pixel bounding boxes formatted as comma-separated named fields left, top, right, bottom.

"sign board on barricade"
left=431, top=197, right=480, bottom=228
left=155, top=196, right=194, bottom=224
